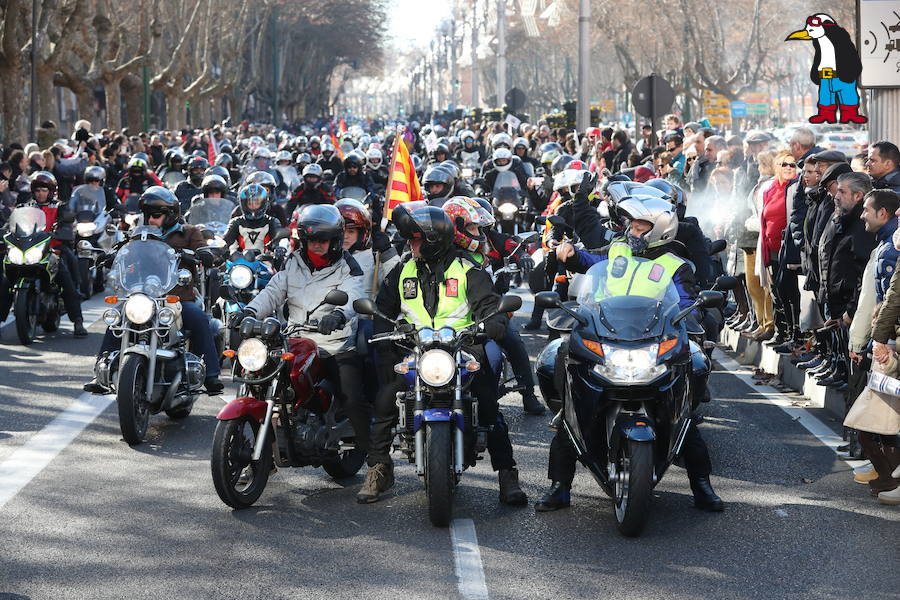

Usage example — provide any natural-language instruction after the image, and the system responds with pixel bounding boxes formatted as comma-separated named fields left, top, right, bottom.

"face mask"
left=306, top=248, right=330, bottom=268
left=626, top=233, right=648, bottom=254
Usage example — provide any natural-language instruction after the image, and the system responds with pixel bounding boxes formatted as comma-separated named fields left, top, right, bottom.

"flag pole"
left=371, top=128, right=403, bottom=294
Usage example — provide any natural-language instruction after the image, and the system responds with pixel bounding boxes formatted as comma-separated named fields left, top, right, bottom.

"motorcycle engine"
left=293, top=419, right=329, bottom=451
left=184, top=352, right=206, bottom=391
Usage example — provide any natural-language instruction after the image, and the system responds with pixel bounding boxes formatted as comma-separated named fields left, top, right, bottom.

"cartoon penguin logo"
left=786, top=13, right=867, bottom=124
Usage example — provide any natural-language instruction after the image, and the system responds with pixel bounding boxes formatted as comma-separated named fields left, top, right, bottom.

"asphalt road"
left=0, top=295, right=897, bottom=600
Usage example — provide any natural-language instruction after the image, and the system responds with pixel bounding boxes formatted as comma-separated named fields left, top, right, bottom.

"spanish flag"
left=385, top=129, right=423, bottom=219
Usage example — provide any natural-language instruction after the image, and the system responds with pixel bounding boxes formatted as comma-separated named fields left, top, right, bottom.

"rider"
left=286, top=163, right=335, bottom=218
left=483, top=148, right=530, bottom=195
left=174, top=156, right=210, bottom=212
left=115, top=155, right=163, bottom=201
left=513, top=137, right=539, bottom=174
left=422, top=165, right=456, bottom=207
left=228, top=204, right=369, bottom=461
left=356, top=204, right=528, bottom=506
left=334, top=153, right=374, bottom=197
left=456, top=129, right=486, bottom=165
left=238, top=170, right=289, bottom=227
left=0, top=172, right=87, bottom=337
left=535, top=179, right=723, bottom=514
left=78, top=165, right=120, bottom=213
left=317, top=142, right=343, bottom=175
left=156, top=149, right=184, bottom=179
left=83, top=186, right=223, bottom=394
left=365, top=147, right=389, bottom=192
left=443, top=196, right=546, bottom=416
left=222, top=184, right=283, bottom=253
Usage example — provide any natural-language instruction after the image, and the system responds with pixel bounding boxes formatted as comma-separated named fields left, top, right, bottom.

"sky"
left=387, top=0, right=452, bottom=49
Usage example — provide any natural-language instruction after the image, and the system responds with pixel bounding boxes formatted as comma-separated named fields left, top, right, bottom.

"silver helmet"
left=616, top=196, right=679, bottom=248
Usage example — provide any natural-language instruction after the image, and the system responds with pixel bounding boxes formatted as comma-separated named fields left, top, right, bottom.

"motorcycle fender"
left=216, top=396, right=267, bottom=422
left=414, top=408, right=464, bottom=433
left=610, top=415, right=656, bottom=457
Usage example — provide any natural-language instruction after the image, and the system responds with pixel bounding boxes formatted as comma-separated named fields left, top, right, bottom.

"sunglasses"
left=781, top=162, right=797, bottom=168
left=806, top=16, right=833, bottom=27
left=144, top=210, right=166, bottom=218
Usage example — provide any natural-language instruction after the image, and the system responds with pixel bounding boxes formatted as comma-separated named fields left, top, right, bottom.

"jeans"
left=818, top=77, right=859, bottom=106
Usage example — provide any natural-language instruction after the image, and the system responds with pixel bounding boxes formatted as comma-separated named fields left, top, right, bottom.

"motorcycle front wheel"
left=211, top=416, right=272, bottom=509
left=78, top=257, right=92, bottom=299
left=425, top=421, right=454, bottom=527
left=14, top=287, right=38, bottom=345
left=614, top=439, right=654, bottom=537
left=116, top=355, right=151, bottom=445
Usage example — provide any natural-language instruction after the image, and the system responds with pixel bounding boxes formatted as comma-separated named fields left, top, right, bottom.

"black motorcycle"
left=534, top=256, right=723, bottom=536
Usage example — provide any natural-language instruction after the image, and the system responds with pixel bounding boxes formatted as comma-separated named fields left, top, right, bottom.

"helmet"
left=491, top=133, right=512, bottom=150
left=295, top=135, right=308, bottom=150
left=302, top=163, right=324, bottom=186
left=422, top=166, right=454, bottom=200
left=321, top=141, right=335, bottom=154
left=237, top=183, right=269, bottom=222
left=296, top=204, right=344, bottom=265
left=616, top=196, right=679, bottom=251
left=204, top=165, right=232, bottom=188
left=442, top=196, right=494, bottom=253
left=335, top=198, right=372, bottom=251
left=30, top=171, right=58, bottom=202
left=513, top=137, right=529, bottom=153
left=138, top=186, right=180, bottom=230
left=393, top=204, right=454, bottom=261
left=460, top=130, right=476, bottom=146
left=185, top=156, right=210, bottom=185
left=84, top=165, right=106, bottom=184
left=492, top=148, right=513, bottom=172
left=275, top=150, right=292, bottom=164
left=201, top=174, right=228, bottom=196
left=296, top=152, right=312, bottom=166
left=539, top=141, right=563, bottom=155
left=540, top=149, right=560, bottom=166
left=567, top=159, right=588, bottom=171
left=343, top=153, right=363, bottom=171
left=214, top=153, right=233, bottom=169
left=164, top=148, right=185, bottom=170
left=448, top=136, right=460, bottom=148
left=644, top=178, right=686, bottom=208
left=132, top=152, right=150, bottom=164
left=127, top=155, right=149, bottom=177
left=432, top=143, right=450, bottom=160
left=310, top=135, right=321, bottom=146
left=365, top=147, right=383, bottom=169
left=550, top=154, right=575, bottom=176
left=473, top=198, right=497, bottom=227
left=245, top=170, right=277, bottom=196
left=553, top=169, right=585, bottom=200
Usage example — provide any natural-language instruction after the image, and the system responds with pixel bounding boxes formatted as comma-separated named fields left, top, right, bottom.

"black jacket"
left=317, top=154, right=343, bottom=176
left=874, top=168, right=900, bottom=193
left=677, top=217, right=715, bottom=287
left=562, top=196, right=614, bottom=250
left=334, top=170, right=374, bottom=196
left=782, top=146, right=824, bottom=266
left=817, top=200, right=876, bottom=316
left=805, top=191, right=836, bottom=293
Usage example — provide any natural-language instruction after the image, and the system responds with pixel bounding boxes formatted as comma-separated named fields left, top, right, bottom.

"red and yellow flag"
left=339, top=118, right=347, bottom=135
left=385, top=130, right=423, bottom=219
left=329, top=133, right=345, bottom=160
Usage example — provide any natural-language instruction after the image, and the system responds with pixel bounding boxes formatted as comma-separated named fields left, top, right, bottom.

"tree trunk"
left=0, top=67, right=25, bottom=143
left=166, top=93, right=186, bottom=130
left=121, top=75, right=143, bottom=131
left=36, top=64, right=57, bottom=126
left=103, top=77, right=123, bottom=130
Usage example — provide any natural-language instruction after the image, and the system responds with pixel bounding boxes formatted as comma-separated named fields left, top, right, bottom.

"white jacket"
left=849, top=249, right=877, bottom=354
left=246, top=250, right=364, bottom=355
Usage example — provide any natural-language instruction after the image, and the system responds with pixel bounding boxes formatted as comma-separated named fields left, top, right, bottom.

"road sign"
left=631, top=74, right=676, bottom=118
left=731, top=102, right=747, bottom=117
left=622, top=111, right=633, bottom=123
left=857, top=0, right=900, bottom=88
left=505, top=87, right=527, bottom=112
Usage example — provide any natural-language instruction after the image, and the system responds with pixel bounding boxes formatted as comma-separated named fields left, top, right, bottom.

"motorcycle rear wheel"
left=14, top=287, right=38, bottom=345
left=211, top=416, right=272, bottom=509
left=116, top=355, right=151, bottom=445
left=425, top=421, right=454, bottom=527
left=614, top=440, right=654, bottom=537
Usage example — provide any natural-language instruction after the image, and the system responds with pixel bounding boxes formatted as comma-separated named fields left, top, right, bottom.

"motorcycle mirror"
left=516, top=231, right=539, bottom=244
left=324, top=289, right=348, bottom=306
left=709, top=239, right=727, bottom=254
left=534, top=291, right=562, bottom=309
left=496, top=295, right=523, bottom=314
left=177, top=268, right=193, bottom=286
left=713, top=275, right=738, bottom=291
left=273, top=228, right=290, bottom=242
left=352, top=297, right=377, bottom=315
left=697, top=290, right=725, bottom=309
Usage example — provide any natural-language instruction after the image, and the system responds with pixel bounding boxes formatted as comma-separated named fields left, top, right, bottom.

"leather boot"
left=535, top=481, right=571, bottom=512
left=498, top=468, right=528, bottom=505
left=73, top=320, right=88, bottom=338
left=357, top=462, right=395, bottom=504
left=689, top=474, right=724, bottom=512
left=838, top=104, right=867, bottom=124
left=808, top=104, right=838, bottom=124
left=522, top=392, right=546, bottom=416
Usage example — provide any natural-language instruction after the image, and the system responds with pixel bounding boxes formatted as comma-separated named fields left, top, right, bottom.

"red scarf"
left=306, top=249, right=329, bottom=268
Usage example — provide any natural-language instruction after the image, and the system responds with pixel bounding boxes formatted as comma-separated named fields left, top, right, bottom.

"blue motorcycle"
left=220, top=249, right=277, bottom=354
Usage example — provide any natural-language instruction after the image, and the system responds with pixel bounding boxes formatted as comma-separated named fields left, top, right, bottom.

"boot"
left=534, top=481, right=571, bottom=512
left=83, top=378, right=110, bottom=394
left=838, top=104, right=867, bottom=124
left=877, top=486, right=900, bottom=505
left=808, top=104, right=838, bottom=124
left=356, top=462, right=394, bottom=503
left=689, top=474, right=724, bottom=512
left=751, top=329, right=775, bottom=342
left=204, top=376, right=224, bottom=395
left=73, top=320, right=88, bottom=338
left=498, top=468, right=528, bottom=505
left=853, top=464, right=879, bottom=484
left=522, top=392, right=546, bottom=416
left=741, top=326, right=766, bottom=339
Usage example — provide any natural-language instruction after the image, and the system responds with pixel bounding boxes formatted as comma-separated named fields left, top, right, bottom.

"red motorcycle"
left=210, top=289, right=365, bottom=509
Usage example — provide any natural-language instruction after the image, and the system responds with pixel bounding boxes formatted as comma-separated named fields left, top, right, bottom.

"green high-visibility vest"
left=398, top=258, right=476, bottom=330
left=601, top=242, right=685, bottom=300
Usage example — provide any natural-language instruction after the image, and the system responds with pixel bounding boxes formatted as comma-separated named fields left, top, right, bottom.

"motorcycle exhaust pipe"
left=252, top=398, right=275, bottom=462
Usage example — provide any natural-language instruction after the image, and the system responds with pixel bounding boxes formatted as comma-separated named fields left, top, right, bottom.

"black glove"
left=519, top=255, right=534, bottom=275
left=317, top=311, right=346, bottom=335
left=229, top=308, right=253, bottom=329
left=371, top=231, right=391, bottom=252
left=482, top=319, right=507, bottom=340
left=574, top=171, right=596, bottom=205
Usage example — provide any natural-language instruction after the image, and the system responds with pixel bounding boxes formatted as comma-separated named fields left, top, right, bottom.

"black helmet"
left=432, top=143, right=450, bottom=160
left=164, top=148, right=184, bottom=169
left=84, top=165, right=106, bottom=184
left=138, top=185, right=180, bottom=230
left=204, top=165, right=232, bottom=187
left=185, top=156, right=210, bottom=185
left=550, top=154, right=575, bottom=176
left=237, top=183, right=269, bottom=222
left=245, top=170, right=277, bottom=197
left=127, top=155, right=149, bottom=178
left=30, top=171, right=58, bottom=203
left=213, top=153, right=233, bottom=169
left=201, top=174, right=228, bottom=196
left=394, top=204, right=454, bottom=261
left=343, top=153, right=363, bottom=171
left=422, top=165, right=454, bottom=201
left=296, top=204, right=344, bottom=266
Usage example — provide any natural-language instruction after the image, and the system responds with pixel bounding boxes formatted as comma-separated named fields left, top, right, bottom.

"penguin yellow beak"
left=785, top=29, right=812, bottom=41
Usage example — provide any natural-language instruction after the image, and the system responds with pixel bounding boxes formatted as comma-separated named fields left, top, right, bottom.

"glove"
left=574, top=171, right=597, bottom=205
left=482, top=319, right=506, bottom=341
left=317, top=311, right=347, bottom=335
left=371, top=231, right=392, bottom=252
left=229, top=308, right=253, bottom=329
left=519, top=255, right=534, bottom=275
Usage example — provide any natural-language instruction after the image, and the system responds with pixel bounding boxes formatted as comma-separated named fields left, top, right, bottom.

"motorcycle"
left=94, top=226, right=211, bottom=445
left=219, top=248, right=277, bottom=354
left=533, top=257, right=724, bottom=536
left=211, top=289, right=366, bottom=508
left=186, top=196, right=235, bottom=240
left=460, top=158, right=480, bottom=186
left=353, top=293, right=522, bottom=527
left=71, top=185, right=116, bottom=299
left=2, top=207, right=65, bottom=345
left=491, top=171, right=528, bottom=235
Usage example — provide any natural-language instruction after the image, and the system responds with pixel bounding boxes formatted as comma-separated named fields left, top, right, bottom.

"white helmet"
left=492, top=148, right=513, bottom=172
left=366, top=147, right=383, bottom=169
left=491, top=132, right=512, bottom=149
left=275, top=150, right=292, bottom=163
left=617, top=196, right=679, bottom=248
left=460, top=129, right=476, bottom=144
left=553, top=168, right=584, bottom=194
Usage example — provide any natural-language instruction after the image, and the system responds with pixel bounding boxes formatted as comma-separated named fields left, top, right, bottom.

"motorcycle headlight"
left=498, top=203, right=518, bottom=215
left=24, top=243, right=48, bottom=265
left=462, top=167, right=474, bottom=178
left=76, top=222, right=97, bottom=237
left=7, top=246, right=25, bottom=265
left=229, top=264, right=253, bottom=289
left=158, top=307, right=176, bottom=326
left=592, top=344, right=666, bottom=384
left=124, top=294, right=155, bottom=325
left=237, top=338, right=268, bottom=372
left=418, top=349, right=456, bottom=387
left=102, top=308, right=121, bottom=326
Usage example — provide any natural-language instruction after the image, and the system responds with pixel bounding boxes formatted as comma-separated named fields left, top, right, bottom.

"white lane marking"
left=0, top=392, right=114, bottom=510
left=450, top=518, right=489, bottom=600
left=714, top=350, right=866, bottom=468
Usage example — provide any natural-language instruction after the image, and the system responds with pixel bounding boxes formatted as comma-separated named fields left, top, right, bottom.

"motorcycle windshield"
left=576, top=256, right=681, bottom=340
left=162, top=171, right=186, bottom=188
left=339, top=186, right=367, bottom=200
left=187, top=197, right=236, bottom=228
left=7, top=207, right=46, bottom=238
left=70, top=185, right=105, bottom=215
left=276, top=165, right=300, bottom=192
left=110, top=238, right=179, bottom=296
left=495, top=170, right=521, bottom=190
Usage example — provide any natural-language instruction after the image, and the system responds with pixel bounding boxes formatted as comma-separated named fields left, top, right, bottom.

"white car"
left=820, top=132, right=860, bottom=159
